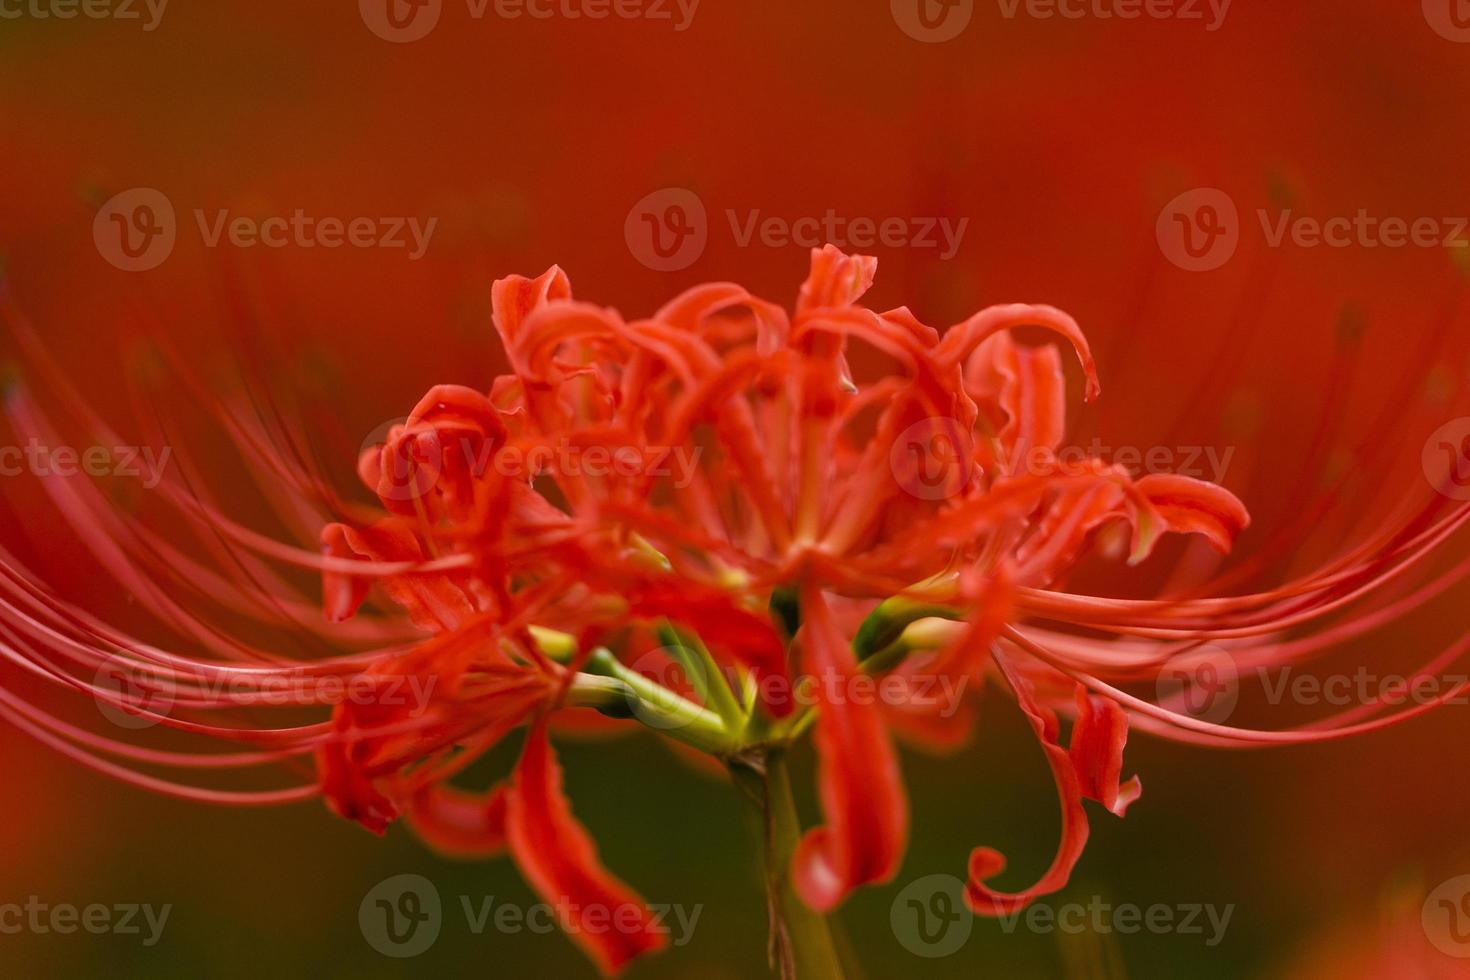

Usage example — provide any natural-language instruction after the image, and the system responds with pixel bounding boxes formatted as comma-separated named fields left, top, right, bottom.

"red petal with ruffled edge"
left=505, top=718, right=667, bottom=976
left=318, top=621, right=553, bottom=833
left=792, top=582, right=908, bottom=912
left=797, top=244, right=878, bottom=315
left=492, top=265, right=573, bottom=349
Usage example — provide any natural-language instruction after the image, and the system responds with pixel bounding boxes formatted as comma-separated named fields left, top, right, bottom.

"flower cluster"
left=316, top=246, right=1252, bottom=968
left=1, top=247, right=1464, bottom=977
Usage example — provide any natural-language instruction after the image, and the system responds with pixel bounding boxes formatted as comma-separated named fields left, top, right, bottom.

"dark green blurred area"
left=11, top=687, right=1456, bottom=978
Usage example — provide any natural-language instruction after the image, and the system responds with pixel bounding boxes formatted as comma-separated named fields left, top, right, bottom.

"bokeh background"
left=4, top=0, right=1470, bottom=976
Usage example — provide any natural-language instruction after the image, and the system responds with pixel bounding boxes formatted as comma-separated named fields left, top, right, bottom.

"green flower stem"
left=580, top=650, right=738, bottom=755
left=729, top=748, right=845, bottom=980
left=657, top=621, right=747, bottom=728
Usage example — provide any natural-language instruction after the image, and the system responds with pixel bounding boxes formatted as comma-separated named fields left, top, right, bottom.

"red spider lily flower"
left=0, top=246, right=1466, bottom=978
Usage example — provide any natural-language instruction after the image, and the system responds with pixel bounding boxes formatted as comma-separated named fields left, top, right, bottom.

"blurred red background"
left=3, top=1, right=1470, bottom=976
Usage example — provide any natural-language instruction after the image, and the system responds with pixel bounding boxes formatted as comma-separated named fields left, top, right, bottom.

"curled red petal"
left=965, top=652, right=1089, bottom=918
left=792, top=582, right=908, bottom=912
left=505, top=719, right=667, bottom=976
left=492, top=265, right=573, bottom=349
left=936, top=302, right=1100, bottom=402
left=967, top=332, right=1068, bottom=468
left=1135, top=473, right=1251, bottom=554
left=407, top=782, right=510, bottom=859
left=1069, top=687, right=1142, bottom=817
left=321, top=522, right=373, bottom=622
left=321, top=518, right=477, bottom=632
left=317, top=622, right=553, bottom=834
left=797, top=244, right=878, bottom=315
